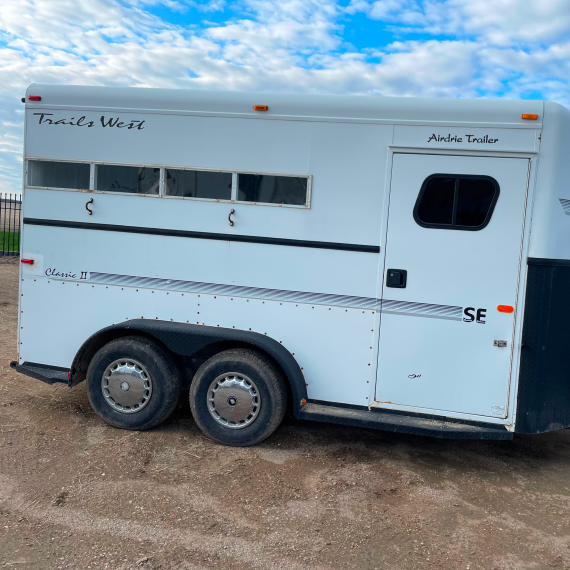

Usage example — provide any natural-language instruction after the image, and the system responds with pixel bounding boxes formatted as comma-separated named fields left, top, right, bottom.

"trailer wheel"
left=189, top=349, right=287, bottom=446
left=86, top=336, right=182, bottom=430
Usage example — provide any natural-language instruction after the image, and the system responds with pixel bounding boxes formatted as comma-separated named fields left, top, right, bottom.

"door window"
left=414, top=174, right=499, bottom=230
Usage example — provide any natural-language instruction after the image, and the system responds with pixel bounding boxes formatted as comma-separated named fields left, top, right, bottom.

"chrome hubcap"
left=207, top=373, right=261, bottom=429
left=101, top=359, right=152, bottom=414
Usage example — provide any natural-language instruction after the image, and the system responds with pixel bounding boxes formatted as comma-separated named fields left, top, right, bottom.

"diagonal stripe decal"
left=381, top=299, right=462, bottom=321
left=559, top=198, right=570, bottom=215
left=79, top=271, right=463, bottom=321
left=88, top=271, right=381, bottom=310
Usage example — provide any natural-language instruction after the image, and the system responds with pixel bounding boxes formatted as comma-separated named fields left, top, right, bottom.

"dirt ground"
left=2, top=258, right=570, bottom=570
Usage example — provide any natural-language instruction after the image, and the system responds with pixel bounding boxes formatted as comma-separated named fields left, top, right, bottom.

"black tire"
left=86, top=336, right=182, bottom=430
left=189, top=349, right=288, bottom=446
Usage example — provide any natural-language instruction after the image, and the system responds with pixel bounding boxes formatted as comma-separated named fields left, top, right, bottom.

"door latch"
left=386, top=269, right=407, bottom=288
left=494, top=340, right=508, bottom=348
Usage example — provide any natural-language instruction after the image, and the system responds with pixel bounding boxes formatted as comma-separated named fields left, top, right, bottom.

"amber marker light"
left=253, top=105, right=268, bottom=111
left=522, top=113, right=538, bottom=120
left=497, top=305, right=514, bottom=313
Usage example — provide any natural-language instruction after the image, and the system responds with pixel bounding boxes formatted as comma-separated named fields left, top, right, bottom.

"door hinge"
left=494, top=340, right=508, bottom=348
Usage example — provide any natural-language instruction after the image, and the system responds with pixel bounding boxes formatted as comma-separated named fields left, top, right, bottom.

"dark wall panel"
left=516, top=259, right=570, bottom=433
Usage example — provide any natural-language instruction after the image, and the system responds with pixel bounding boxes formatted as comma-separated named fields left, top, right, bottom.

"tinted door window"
left=415, top=176, right=455, bottom=225
left=414, top=174, right=499, bottom=230
left=455, top=178, right=497, bottom=227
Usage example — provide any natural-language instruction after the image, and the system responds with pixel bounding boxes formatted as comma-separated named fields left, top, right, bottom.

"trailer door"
left=376, top=153, right=529, bottom=419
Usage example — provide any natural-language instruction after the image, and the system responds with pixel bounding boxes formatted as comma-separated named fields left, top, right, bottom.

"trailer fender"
left=70, top=319, right=308, bottom=418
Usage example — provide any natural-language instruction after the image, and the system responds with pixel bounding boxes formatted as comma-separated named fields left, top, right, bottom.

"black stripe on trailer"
left=23, top=218, right=381, bottom=254
left=527, top=257, right=570, bottom=267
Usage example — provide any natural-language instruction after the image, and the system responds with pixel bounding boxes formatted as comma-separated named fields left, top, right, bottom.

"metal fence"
left=1, top=193, right=22, bottom=256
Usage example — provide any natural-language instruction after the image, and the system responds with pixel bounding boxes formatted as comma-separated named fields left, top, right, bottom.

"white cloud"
left=452, top=0, right=570, bottom=45
left=131, top=0, right=227, bottom=13
left=206, top=0, right=342, bottom=64
left=348, top=0, right=570, bottom=45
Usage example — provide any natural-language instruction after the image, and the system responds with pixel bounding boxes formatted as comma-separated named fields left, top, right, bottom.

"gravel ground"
left=1, top=256, right=570, bottom=570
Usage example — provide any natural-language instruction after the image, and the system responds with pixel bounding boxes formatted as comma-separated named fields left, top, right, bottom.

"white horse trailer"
left=11, top=85, right=570, bottom=445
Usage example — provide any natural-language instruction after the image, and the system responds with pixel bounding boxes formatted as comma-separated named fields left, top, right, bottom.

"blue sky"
left=1, top=0, right=570, bottom=194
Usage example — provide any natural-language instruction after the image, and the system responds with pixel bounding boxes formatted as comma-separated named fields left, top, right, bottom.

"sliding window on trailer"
left=25, top=159, right=312, bottom=209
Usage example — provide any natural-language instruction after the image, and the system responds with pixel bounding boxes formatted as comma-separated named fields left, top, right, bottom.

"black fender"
left=70, top=319, right=308, bottom=418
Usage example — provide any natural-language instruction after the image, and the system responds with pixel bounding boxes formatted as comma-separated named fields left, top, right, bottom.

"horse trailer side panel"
left=25, top=113, right=392, bottom=247
left=197, top=294, right=375, bottom=406
left=20, top=212, right=381, bottom=300
left=19, top=222, right=378, bottom=406
left=19, top=275, right=199, bottom=368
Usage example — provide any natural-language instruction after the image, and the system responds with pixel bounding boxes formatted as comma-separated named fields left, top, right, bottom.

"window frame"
left=26, top=158, right=92, bottom=191
left=236, top=172, right=311, bottom=208
left=24, top=158, right=312, bottom=209
left=94, top=163, right=162, bottom=196
left=162, top=168, right=233, bottom=203
left=413, top=173, right=500, bottom=231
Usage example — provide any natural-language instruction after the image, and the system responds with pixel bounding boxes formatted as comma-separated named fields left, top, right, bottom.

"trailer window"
left=165, top=169, right=232, bottom=200
left=455, top=178, right=497, bottom=227
left=238, top=174, right=308, bottom=206
left=96, top=165, right=160, bottom=195
left=414, top=174, right=499, bottom=230
left=415, top=176, right=455, bottom=225
left=27, top=160, right=90, bottom=190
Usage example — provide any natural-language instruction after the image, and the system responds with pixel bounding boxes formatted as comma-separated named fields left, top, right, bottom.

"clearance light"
left=522, top=113, right=538, bottom=120
left=20, top=259, right=34, bottom=265
left=497, top=305, right=514, bottom=313
left=253, top=105, right=268, bottom=111
left=28, top=95, right=41, bottom=101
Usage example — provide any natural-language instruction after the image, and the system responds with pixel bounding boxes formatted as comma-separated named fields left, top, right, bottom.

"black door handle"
left=386, top=269, right=407, bottom=288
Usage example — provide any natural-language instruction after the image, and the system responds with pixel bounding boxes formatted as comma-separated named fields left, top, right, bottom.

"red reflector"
left=20, top=259, right=34, bottom=265
left=497, top=305, right=514, bottom=313
left=28, top=95, right=41, bottom=101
